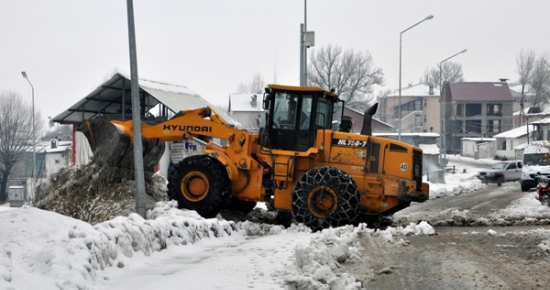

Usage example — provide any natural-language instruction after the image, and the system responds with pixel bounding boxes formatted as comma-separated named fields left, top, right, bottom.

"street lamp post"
left=398, top=15, right=434, bottom=141
left=21, top=71, right=36, bottom=203
left=439, top=49, right=467, bottom=162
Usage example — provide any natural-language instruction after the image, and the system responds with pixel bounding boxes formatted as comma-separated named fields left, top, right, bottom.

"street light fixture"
left=398, top=14, right=434, bottom=141
left=439, top=49, right=467, bottom=161
left=21, top=71, right=36, bottom=203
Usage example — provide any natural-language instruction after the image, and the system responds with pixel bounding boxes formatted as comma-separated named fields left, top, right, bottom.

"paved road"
left=392, top=180, right=535, bottom=227
left=341, top=226, right=550, bottom=290
left=347, top=165, right=550, bottom=290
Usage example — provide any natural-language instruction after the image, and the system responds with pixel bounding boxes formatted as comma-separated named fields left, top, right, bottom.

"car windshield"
left=492, top=162, right=508, bottom=170
left=524, top=153, right=550, bottom=166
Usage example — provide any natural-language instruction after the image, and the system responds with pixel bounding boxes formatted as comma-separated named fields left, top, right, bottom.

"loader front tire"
left=292, top=167, right=360, bottom=231
left=168, top=155, right=231, bottom=218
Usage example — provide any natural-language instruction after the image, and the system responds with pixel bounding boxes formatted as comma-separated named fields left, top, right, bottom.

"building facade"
left=377, top=84, right=440, bottom=134
left=441, top=82, right=514, bottom=154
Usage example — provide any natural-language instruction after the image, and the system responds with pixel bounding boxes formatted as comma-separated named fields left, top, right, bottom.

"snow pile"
left=375, top=221, right=435, bottom=243
left=0, top=202, right=235, bottom=289
left=426, top=158, right=488, bottom=200
left=430, top=179, right=487, bottom=199
left=35, top=163, right=168, bottom=224
left=538, top=240, right=550, bottom=252
left=279, top=222, right=436, bottom=289
left=281, top=225, right=364, bottom=290
left=401, top=221, right=435, bottom=236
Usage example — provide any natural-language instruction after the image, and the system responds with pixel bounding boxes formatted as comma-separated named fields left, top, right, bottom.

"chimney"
left=51, top=139, right=57, bottom=149
left=429, top=85, right=434, bottom=95
left=250, top=95, right=257, bottom=108
left=499, top=78, right=509, bottom=83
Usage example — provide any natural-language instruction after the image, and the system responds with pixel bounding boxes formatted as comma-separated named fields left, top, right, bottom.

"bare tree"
left=237, top=73, right=265, bottom=93
left=515, top=49, right=536, bottom=125
left=420, top=61, right=464, bottom=89
left=307, top=44, right=384, bottom=111
left=0, top=91, right=45, bottom=202
left=529, top=53, right=550, bottom=109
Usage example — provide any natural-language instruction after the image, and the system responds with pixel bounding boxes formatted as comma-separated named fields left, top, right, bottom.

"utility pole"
left=21, top=71, right=36, bottom=204
left=300, top=0, right=314, bottom=86
left=126, top=0, right=147, bottom=218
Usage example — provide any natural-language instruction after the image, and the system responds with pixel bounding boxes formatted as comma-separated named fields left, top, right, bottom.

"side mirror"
left=263, top=93, right=272, bottom=110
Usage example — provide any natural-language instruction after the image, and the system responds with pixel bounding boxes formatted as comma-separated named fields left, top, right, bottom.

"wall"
left=230, top=111, right=262, bottom=133
left=378, top=94, right=440, bottom=134
left=44, top=150, right=71, bottom=177
left=495, top=135, right=529, bottom=160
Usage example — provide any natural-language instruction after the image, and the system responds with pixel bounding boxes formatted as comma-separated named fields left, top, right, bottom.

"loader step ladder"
left=272, top=155, right=296, bottom=189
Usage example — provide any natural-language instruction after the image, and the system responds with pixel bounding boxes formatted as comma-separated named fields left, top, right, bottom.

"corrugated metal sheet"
left=51, top=73, right=238, bottom=126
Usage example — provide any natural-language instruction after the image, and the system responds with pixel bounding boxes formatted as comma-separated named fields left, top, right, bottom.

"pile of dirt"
left=35, top=162, right=168, bottom=224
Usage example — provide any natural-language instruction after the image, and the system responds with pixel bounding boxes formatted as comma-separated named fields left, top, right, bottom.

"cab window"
left=272, top=92, right=298, bottom=130
left=316, top=98, right=332, bottom=128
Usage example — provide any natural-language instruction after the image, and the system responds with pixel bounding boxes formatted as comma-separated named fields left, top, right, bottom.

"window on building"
left=465, top=120, right=482, bottom=133
left=423, top=115, right=427, bottom=122
left=414, top=99, right=422, bottom=111
left=487, top=120, right=501, bottom=133
left=486, top=103, right=502, bottom=116
left=465, top=104, right=482, bottom=117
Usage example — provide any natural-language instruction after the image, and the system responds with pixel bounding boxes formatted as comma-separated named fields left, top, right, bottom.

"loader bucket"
left=77, top=119, right=165, bottom=178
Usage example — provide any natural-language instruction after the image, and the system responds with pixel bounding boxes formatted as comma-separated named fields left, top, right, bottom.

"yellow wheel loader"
left=78, top=84, right=429, bottom=230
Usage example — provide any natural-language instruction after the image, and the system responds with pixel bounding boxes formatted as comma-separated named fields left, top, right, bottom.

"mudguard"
left=203, top=149, right=239, bottom=181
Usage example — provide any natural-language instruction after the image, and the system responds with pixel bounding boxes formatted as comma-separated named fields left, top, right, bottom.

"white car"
left=477, top=160, right=523, bottom=186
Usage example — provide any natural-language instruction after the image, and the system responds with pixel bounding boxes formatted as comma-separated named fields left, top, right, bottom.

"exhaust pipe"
left=360, top=103, right=378, bottom=136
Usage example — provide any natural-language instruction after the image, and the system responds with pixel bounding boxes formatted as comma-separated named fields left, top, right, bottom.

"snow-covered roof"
left=493, top=125, right=534, bottom=139
left=52, top=73, right=238, bottom=126
left=229, top=93, right=263, bottom=112
left=461, top=137, right=496, bottom=141
left=513, top=108, right=550, bottom=116
left=45, top=147, right=70, bottom=153
left=373, top=132, right=439, bottom=137
left=388, top=83, right=440, bottom=97
left=530, top=117, right=550, bottom=125
left=514, top=142, right=529, bottom=150
left=418, top=143, right=440, bottom=155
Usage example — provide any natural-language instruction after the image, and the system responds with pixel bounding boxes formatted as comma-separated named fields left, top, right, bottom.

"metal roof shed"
left=51, top=73, right=237, bottom=126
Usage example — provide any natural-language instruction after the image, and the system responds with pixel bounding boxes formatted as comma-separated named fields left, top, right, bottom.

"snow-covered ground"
left=1, top=156, right=548, bottom=290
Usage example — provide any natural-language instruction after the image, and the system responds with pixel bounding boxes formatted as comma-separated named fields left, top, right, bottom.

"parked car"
left=477, top=160, right=523, bottom=186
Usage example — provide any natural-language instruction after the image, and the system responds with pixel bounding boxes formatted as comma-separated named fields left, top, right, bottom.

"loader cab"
left=259, top=85, right=337, bottom=151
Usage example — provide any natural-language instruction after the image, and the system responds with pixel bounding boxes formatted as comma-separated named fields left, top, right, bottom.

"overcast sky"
left=2, top=0, right=550, bottom=125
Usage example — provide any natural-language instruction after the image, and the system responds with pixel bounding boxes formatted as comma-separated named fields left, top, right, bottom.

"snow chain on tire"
left=292, top=166, right=360, bottom=231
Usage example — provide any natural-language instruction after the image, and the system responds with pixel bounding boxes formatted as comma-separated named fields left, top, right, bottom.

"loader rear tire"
left=292, top=166, right=360, bottom=231
left=168, top=155, right=231, bottom=218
